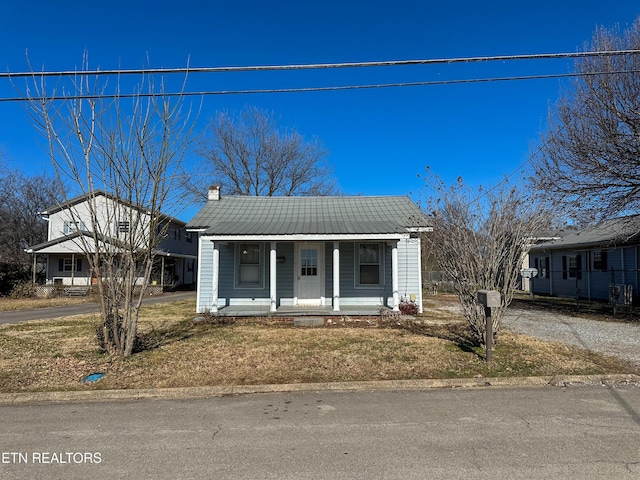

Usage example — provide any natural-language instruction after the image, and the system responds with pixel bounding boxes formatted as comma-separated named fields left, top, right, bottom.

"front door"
left=296, top=243, right=324, bottom=306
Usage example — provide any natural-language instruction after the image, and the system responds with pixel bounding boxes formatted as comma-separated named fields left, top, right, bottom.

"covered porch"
left=199, top=235, right=414, bottom=315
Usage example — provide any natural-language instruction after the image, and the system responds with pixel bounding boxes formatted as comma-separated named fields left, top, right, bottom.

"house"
left=520, top=230, right=564, bottom=292
left=528, top=215, right=640, bottom=304
left=186, top=187, right=431, bottom=315
left=25, top=190, right=198, bottom=291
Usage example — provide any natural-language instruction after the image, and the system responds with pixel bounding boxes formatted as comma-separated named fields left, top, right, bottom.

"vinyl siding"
left=531, top=246, right=640, bottom=303
left=196, top=238, right=215, bottom=312
left=397, top=237, right=422, bottom=306
left=197, top=238, right=424, bottom=311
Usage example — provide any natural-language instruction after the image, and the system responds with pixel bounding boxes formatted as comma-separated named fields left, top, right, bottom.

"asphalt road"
left=1, top=385, right=640, bottom=479
left=0, top=291, right=196, bottom=325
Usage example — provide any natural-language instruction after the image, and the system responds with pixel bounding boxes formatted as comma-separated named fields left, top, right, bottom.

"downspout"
left=621, top=248, right=626, bottom=286
left=549, top=250, right=554, bottom=296
left=586, top=250, right=591, bottom=301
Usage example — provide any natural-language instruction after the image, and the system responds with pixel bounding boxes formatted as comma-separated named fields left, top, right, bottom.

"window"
left=300, top=249, right=318, bottom=276
left=174, top=228, right=181, bottom=241
left=237, top=243, right=263, bottom=288
left=562, top=254, right=582, bottom=280
left=186, top=232, right=193, bottom=243
left=533, top=257, right=548, bottom=279
left=59, top=258, right=82, bottom=272
left=357, top=243, right=382, bottom=286
left=593, top=251, right=608, bottom=271
left=63, top=220, right=87, bottom=234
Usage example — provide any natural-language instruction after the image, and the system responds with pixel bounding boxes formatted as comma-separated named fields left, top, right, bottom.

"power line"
left=3, top=68, right=640, bottom=103
left=2, top=49, right=639, bottom=79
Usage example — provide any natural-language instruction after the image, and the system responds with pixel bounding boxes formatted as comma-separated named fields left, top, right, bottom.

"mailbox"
left=477, top=289, right=501, bottom=308
left=520, top=268, right=538, bottom=279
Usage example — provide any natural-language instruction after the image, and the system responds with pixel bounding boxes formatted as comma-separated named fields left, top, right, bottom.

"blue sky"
left=1, top=1, right=639, bottom=220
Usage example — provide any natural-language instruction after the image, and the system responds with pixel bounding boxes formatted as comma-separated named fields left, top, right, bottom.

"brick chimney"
left=208, top=186, right=221, bottom=201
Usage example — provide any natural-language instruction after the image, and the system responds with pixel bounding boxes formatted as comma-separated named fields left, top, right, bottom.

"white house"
left=26, top=190, right=198, bottom=291
left=186, top=187, right=431, bottom=315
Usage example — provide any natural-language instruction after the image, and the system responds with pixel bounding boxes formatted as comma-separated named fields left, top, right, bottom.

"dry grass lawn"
left=0, top=296, right=94, bottom=312
left=0, top=296, right=636, bottom=393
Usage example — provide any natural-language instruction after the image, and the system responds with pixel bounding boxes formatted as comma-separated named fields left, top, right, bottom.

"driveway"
left=503, top=306, right=640, bottom=369
left=0, top=291, right=196, bottom=325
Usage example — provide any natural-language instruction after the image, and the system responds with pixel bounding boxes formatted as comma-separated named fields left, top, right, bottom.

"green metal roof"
left=186, top=195, right=430, bottom=236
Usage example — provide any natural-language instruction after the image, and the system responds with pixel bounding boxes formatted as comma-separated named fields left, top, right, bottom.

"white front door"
left=296, top=243, right=324, bottom=306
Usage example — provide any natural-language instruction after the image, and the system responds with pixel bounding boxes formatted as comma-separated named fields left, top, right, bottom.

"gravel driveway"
left=503, top=307, right=640, bottom=369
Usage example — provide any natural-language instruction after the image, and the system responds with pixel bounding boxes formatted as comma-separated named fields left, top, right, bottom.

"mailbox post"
left=477, top=289, right=501, bottom=363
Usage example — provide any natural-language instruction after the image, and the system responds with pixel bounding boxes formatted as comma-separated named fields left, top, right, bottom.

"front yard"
left=0, top=295, right=636, bottom=393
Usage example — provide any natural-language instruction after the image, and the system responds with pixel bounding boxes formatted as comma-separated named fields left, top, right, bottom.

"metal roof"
left=186, top=195, right=430, bottom=236
left=531, top=215, right=640, bottom=251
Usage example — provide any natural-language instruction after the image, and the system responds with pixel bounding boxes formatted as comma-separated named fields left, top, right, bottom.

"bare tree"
left=23, top=61, right=196, bottom=356
left=422, top=171, right=553, bottom=346
left=0, top=158, right=61, bottom=294
left=188, top=105, right=335, bottom=200
left=534, top=19, right=640, bottom=222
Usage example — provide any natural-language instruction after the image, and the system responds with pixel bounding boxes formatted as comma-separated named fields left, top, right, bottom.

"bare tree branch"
left=421, top=170, right=554, bottom=345
left=534, top=19, right=640, bottom=222
left=22, top=56, right=197, bottom=357
left=185, top=105, right=336, bottom=200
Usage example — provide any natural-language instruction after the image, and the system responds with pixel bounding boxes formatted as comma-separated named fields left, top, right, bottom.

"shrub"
left=399, top=299, right=419, bottom=315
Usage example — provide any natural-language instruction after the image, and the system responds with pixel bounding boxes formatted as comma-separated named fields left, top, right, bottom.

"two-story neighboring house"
left=25, top=190, right=198, bottom=292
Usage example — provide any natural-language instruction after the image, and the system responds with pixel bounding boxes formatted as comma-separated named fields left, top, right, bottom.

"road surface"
left=0, top=291, right=196, bottom=325
left=1, top=385, right=639, bottom=479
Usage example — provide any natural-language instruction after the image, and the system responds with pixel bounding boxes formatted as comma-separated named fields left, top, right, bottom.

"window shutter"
left=576, top=254, right=582, bottom=280
left=58, top=259, right=64, bottom=272
left=545, top=257, right=550, bottom=275
left=76, top=259, right=82, bottom=272
left=562, top=256, right=567, bottom=279
left=601, top=251, right=608, bottom=271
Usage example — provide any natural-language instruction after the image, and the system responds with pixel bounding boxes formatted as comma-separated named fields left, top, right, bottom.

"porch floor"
left=213, top=305, right=386, bottom=317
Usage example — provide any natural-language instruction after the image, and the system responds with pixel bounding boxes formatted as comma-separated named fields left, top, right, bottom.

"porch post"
left=161, top=256, right=165, bottom=289
left=270, top=241, right=277, bottom=313
left=211, top=242, right=219, bottom=313
left=71, top=253, right=75, bottom=286
left=32, top=254, right=37, bottom=284
left=333, top=241, right=340, bottom=311
left=391, top=242, right=399, bottom=311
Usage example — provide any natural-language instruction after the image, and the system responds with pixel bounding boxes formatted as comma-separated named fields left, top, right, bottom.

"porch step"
left=293, top=317, right=325, bottom=327
left=63, top=286, right=90, bottom=297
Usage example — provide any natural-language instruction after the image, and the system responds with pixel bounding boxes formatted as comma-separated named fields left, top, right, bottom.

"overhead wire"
left=3, top=48, right=639, bottom=199
left=1, top=49, right=639, bottom=79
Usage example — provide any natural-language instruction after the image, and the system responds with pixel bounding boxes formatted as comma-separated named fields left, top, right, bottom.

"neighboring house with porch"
left=25, top=191, right=198, bottom=291
left=186, top=187, right=431, bottom=315
left=528, top=215, right=640, bottom=304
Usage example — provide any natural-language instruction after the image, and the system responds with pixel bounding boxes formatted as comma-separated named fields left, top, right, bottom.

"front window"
left=358, top=243, right=382, bottom=286
left=237, top=243, right=263, bottom=287
left=593, top=251, right=608, bottom=271
left=63, top=220, right=87, bottom=234
left=59, top=258, right=82, bottom=272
